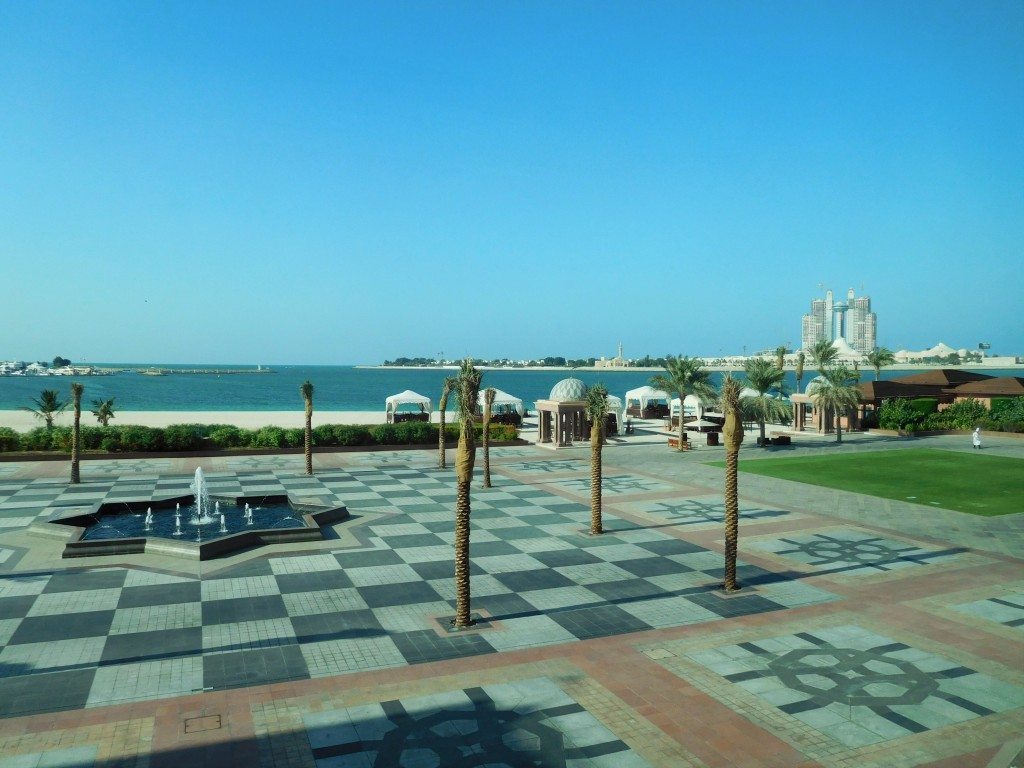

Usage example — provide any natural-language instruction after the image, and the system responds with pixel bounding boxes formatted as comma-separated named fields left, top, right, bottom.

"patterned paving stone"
left=952, top=592, right=1024, bottom=631
left=618, top=495, right=794, bottom=528
left=301, top=677, right=652, bottom=768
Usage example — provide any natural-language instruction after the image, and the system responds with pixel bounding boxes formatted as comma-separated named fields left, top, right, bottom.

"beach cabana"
left=624, top=386, right=670, bottom=419
left=605, top=394, right=623, bottom=435
left=478, top=389, right=525, bottom=425
left=385, top=390, right=432, bottom=423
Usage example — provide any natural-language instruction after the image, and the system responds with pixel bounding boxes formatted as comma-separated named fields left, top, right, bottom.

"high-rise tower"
left=802, top=287, right=876, bottom=353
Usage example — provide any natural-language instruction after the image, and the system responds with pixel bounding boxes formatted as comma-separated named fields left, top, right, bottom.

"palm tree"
left=807, top=364, right=861, bottom=443
left=70, top=383, right=83, bottom=484
left=584, top=384, right=608, bottom=535
left=650, top=356, right=716, bottom=452
left=90, top=398, right=116, bottom=427
left=865, top=347, right=896, bottom=381
left=437, top=376, right=456, bottom=469
left=795, top=351, right=805, bottom=394
left=809, top=338, right=838, bottom=373
left=21, top=389, right=67, bottom=429
left=774, top=345, right=787, bottom=371
left=300, top=380, right=314, bottom=475
left=721, top=375, right=743, bottom=592
left=742, top=357, right=791, bottom=444
left=452, top=358, right=482, bottom=629
left=482, top=387, right=495, bottom=488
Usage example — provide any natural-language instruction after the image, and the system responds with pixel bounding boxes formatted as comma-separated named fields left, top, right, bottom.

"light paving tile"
left=300, top=636, right=406, bottom=677
left=555, top=562, right=636, bottom=584
left=393, top=545, right=453, bottom=564
left=110, top=603, right=202, bottom=634
left=121, top=569, right=195, bottom=588
left=0, top=637, right=106, bottom=674
left=202, top=618, right=296, bottom=653
left=87, top=656, right=204, bottom=707
left=283, top=588, right=369, bottom=617
left=200, top=575, right=280, bottom=601
left=427, top=574, right=511, bottom=601
left=28, top=588, right=122, bottom=617
left=485, top=615, right=577, bottom=651
left=619, top=595, right=720, bottom=629
left=519, top=586, right=604, bottom=611
left=372, top=602, right=454, bottom=633
left=345, top=564, right=421, bottom=587
left=269, top=554, right=345, bottom=575
left=0, top=575, right=50, bottom=598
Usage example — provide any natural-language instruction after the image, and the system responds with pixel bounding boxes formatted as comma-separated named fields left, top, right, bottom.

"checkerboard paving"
left=547, top=474, right=674, bottom=497
left=682, top=624, right=1024, bottom=749
left=745, top=528, right=964, bottom=577
left=302, top=676, right=652, bottom=768
left=0, top=464, right=840, bottom=718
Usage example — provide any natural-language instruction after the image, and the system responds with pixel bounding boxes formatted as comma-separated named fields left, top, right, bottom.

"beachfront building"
left=594, top=343, right=628, bottom=369
left=801, top=287, right=877, bottom=354
left=535, top=378, right=591, bottom=449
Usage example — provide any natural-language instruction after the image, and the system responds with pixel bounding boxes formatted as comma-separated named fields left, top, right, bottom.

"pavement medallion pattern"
left=548, top=474, right=673, bottom=496
left=746, top=528, right=964, bottom=577
left=302, top=676, right=651, bottom=768
left=617, top=497, right=793, bottom=529
left=952, top=592, right=1024, bottom=631
left=681, top=624, right=1024, bottom=749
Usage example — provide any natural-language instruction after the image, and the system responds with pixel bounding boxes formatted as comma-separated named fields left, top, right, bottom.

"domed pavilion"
left=535, top=377, right=593, bottom=449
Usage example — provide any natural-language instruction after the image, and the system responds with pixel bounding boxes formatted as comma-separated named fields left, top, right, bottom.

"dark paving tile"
left=490, top=526, right=549, bottom=541
left=531, top=549, right=603, bottom=568
left=463, top=541, right=520, bottom=558
left=685, top=591, right=783, bottom=618
left=290, top=610, right=384, bottom=643
left=214, top=559, right=275, bottom=578
left=203, top=646, right=308, bottom=690
left=377, top=533, right=448, bottom=549
left=0, top=595, right=37, bottom=619
left=391, top=629, right=494, bottom=665
left=409, top=561, right=454, bottom=581
left=550, top=604, right=651, bottom=640
left=274, top=570, right=354, bottom=594
left=359, top=581, right=444, bottom=609
left=474, top=592, right=536, bottom=620
left=101, top=628, right=202, bottom=663
left=42, top=570, right=127, bottom=593
left=0, top=669, right=96, bottom=717
left=202, top=595, right=288, bottom=625
left=492, top=569, right=575, bottom=593
left=638, top=538, right=706, bottom=556
left=587, top=579, right=667, bottom=603
left=117, top=582, right=201, bottom=608
left=335, top=549, right=405, bottom=569
left=615, top=557, right=692, bottom=578
left=9, top=610, right=115, bottom=644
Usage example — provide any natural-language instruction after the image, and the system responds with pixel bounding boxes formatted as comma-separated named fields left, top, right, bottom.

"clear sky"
left=1, top=2, right=1021, bottom=364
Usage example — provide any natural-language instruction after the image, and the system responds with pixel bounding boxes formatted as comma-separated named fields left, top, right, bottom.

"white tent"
left=605, top=394, right=622, bottom=412
left=479, top=388, right=524, bottom=416
left=670, top=394, right=712, bottom=418
left=624, top=386, right=670, bottom=411
left=385, top=390, right=432, bottom=422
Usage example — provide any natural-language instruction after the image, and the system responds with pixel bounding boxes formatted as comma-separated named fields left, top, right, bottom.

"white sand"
left=0, top=410, right=399, bottom=432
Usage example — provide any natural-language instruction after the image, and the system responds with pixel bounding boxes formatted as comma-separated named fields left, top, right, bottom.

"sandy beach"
left=0, top=410, right=398, bottom=432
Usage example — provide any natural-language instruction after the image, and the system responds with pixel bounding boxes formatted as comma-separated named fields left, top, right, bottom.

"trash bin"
left=707, top=432, right=719, bottom=446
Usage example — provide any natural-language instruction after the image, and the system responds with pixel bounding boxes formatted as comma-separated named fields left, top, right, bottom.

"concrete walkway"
left=0, top=431, right=1021, bottom=767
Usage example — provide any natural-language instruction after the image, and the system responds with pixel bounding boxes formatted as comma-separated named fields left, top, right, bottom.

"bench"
left=667, top=435, right=691, bottom=450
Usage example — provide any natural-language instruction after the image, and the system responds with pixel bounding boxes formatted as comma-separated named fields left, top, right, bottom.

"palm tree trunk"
left=304, top=402, right=313, bottom=475
left=70, top=398, right=81, bottom=485
left=589, top=425, right=603, bottom=534
left=453, top=478, right=472, bottom=627
left=482, top=417, right=491, bottom=489
left=723, top=446, right=739, bottom=591
left=759, top=419, right=766, bottom=444
left=836, top=412, right=843, bottom=443
left=677, top=392, right=686, bottom=451
left=438, top=395, right=448, bottom=469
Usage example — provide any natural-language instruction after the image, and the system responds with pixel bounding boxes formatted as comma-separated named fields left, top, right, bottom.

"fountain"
left=219, top=513, right=227, bottom=533
left=189, top=468, right=216, bottom=525
left=144, top=508, right=153, bottom=531
left=244, top=503, right=253, bottom=526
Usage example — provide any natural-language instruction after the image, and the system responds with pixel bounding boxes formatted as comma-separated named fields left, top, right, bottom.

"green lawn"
left=708, top=448, right=1024, bottom=516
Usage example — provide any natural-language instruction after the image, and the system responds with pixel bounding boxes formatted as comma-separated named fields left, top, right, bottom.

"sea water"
left=0, top=365, right=1019, bottom=412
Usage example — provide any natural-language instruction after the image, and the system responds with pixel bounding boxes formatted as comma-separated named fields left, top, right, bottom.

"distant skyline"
left=1, top=2, right=1022, bottom=365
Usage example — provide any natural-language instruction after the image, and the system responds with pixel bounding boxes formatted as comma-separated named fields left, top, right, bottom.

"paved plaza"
left=0, top=431, right=1021, bottom=767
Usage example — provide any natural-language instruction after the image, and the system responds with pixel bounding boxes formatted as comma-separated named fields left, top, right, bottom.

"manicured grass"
left=708, top=448, right=1024, bottom=516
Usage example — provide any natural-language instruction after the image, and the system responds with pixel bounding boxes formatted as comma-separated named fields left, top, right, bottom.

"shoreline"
left=0, top=410, right=396, bottom=432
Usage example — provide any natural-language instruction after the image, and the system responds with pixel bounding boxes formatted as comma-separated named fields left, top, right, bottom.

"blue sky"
left=1, top=2, right=1021, bottom=364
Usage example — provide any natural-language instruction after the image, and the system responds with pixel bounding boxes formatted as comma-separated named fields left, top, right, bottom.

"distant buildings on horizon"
left=801, top=287, right=877, bottom=354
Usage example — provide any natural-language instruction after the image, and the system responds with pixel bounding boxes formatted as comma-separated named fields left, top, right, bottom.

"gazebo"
left=624, top=386, right=670, bottom=419
left=385, top=390, right=432, bottom=423
left=478, top=389, right=525, bottom=425
left=535, top=378, right=591, bottom=449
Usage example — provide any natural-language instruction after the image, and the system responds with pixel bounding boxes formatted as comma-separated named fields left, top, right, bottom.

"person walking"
left=972, top=427, right=982, bottom=449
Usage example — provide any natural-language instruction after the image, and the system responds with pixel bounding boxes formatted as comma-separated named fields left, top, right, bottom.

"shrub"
left=80, top=426, right=106, bottom=450
left=909, top=398, right=939, bottom=417
left=938, top=399, right=989, bottom=430
left=878, top=399, right=923, bottom=430
left=208, top=426, right=246, bottom=448
left=119, top=426, right=164, bottom=452
left=312, top=424, right=336, bottom=446
left=163, top=424, right=206, bottom=451
left=20, top=428, right=52, bottom=451
left=330, top=425, right=374, bottom=446
left=0, top=427, right=20, bottom=451
left=369, top=424, right=399, bottom=444
left=251, top=426, right=287, bottom=449
left=48, top=427, right=73, bottom=451
left=284, top=428, right=305, bottom=448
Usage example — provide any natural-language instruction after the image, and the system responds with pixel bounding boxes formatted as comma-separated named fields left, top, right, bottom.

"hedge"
left=1, top=422, right=519, bottom=454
